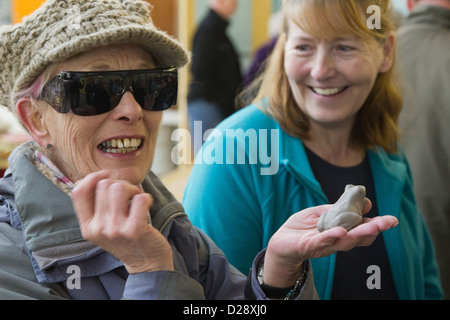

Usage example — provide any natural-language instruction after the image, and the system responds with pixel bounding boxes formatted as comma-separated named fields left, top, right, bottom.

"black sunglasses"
left=39, top=67, right=178, bottom=116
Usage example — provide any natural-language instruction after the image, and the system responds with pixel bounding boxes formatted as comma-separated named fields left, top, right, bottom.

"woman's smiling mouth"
left=310, top=86, right=349, bottom=96
left=98, top=137, right=143, bottom=154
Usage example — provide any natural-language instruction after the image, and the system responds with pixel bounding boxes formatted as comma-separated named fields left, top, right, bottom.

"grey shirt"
left=396, top=4, right=450, bottom=299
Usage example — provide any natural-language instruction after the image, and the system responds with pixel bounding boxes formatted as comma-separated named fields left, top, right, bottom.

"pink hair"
left=13, top=74, right=45, bottom=105
left=12, top=60, right=61, bottom=109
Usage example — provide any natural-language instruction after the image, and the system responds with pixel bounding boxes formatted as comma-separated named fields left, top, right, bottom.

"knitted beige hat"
left=0, top=0, right=190, bottom=112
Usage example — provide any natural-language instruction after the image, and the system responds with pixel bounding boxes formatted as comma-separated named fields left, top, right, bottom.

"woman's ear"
left=379, top=32, right=395, bottom=73
left=15, top=98, right=52, bottom=148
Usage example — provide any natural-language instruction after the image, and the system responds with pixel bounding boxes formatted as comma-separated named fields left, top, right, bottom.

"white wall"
left=0, top=0, right=11, bottom=25
left=392, top=0, right=410, bottom=16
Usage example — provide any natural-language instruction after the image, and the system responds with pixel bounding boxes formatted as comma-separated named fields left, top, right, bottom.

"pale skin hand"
left=71, top=171, right=399, bottom=289
left=70, top=170, right=174, bottom=274
left=263, top=199, right=399, bottom=288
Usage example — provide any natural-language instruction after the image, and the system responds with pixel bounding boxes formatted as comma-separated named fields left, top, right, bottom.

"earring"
left=47, top=144, right=53, bottom=150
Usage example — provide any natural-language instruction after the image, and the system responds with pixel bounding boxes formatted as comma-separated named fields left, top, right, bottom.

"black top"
left=305, top=146, right=398, bottom=299
left=188, top=9, right=242, bottom=118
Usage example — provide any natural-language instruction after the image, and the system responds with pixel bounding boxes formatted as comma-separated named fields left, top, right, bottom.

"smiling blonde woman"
left=183, top=0, right=443, bottom=300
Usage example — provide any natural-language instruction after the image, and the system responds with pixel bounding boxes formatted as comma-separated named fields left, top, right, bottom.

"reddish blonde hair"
left=243, top=0, right=402, bottom=153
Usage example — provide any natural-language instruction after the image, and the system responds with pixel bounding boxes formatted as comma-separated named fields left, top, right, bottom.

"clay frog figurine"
left=317, top=184, right=367, bottom=232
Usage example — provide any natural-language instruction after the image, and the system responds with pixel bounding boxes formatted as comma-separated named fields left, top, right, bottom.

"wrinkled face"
left=41, top=45, right=163, bottom=185
left=284, top=19, right=390, bottom=132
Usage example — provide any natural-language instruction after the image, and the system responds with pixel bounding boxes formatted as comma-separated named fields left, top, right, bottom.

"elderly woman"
left=0, top=0, right=398, bottom=300
left=183, top=0, right=443, bottom=300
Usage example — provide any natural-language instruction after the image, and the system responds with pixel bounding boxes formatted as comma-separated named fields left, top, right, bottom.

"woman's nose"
left=310, top=51, right=337, bottom=82
left=112, top=91, right=143, bottom=122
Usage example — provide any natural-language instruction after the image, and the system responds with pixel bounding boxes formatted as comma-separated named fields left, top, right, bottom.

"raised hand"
left=70, top=170, right=174, bottom=274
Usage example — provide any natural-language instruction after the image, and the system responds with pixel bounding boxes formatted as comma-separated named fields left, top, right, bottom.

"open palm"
left=263, top=201, right=398, bottom=287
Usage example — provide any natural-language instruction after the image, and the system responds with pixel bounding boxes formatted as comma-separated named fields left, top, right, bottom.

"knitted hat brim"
left=11, top=25, right=190, bottom=110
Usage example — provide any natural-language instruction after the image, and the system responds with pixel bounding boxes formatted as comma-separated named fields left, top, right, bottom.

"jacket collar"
left=208, top=8, right=230, bottom=30
left=11, top=141, right=82, bottom=252
left=8, top=140, right=186, bottom=283
left=278, top=129, right=326, bottom=200
left=277, top=123, right=408, bottom=218
left=368, top=147, right=407, bottom=219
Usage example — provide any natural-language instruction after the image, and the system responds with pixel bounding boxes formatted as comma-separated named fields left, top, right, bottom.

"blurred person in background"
left=397, top=0, right=450, bottom=299
left=187, top=0, right=242, bottom=155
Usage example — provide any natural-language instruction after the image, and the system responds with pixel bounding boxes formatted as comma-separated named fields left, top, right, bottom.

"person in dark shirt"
left=188, top=0, right=242, bottom=155
left=183, top=0, right=443, bottom=300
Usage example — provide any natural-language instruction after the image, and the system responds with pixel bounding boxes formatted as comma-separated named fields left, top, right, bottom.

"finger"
left=361, top=198, right=372, bottom=215
left=318, top=226, right=348, bottom=243
left=93, top=178, right=114, bottom=221
left=107, top=181, right=145, bottom=218
left=126, top=193, right=154, bottom=234
left=71, top=170, right=110, bottom=226
left=339, top=215, right=398, bottom=248
left=364, top=215, right=398, bottom=232
left=356, top=215, right=398, bottom=234
left=314, top=216, right=396, bottom=253
left=90, top=180, right=144, bottom=237
left=73, top=170, right=110, bottom=189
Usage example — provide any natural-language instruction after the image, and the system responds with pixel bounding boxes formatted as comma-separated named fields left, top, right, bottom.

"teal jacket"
left=183, top=104, right=443, bottom=300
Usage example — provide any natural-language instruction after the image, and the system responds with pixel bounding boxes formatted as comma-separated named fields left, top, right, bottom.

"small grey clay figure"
left=317, top=184, right=367, bottom=232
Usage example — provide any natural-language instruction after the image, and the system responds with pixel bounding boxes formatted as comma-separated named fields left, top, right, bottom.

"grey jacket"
left=0, top=141, right=317, bottom=300
left=396, top=5, right=450, bottom=299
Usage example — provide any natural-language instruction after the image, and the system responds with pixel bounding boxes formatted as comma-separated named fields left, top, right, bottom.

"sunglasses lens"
left=43, top=69, right=178, bottom=116
left=66, top=75, right=124, bottom=116
left=39, top=77, right=69, bottom=113
left=131, top=72, right=178, bottom=112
